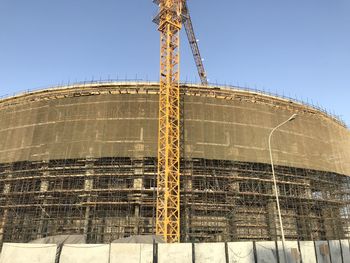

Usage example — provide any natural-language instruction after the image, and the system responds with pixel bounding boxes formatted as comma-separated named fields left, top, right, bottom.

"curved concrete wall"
left=0, top=82, right=349, bottom=175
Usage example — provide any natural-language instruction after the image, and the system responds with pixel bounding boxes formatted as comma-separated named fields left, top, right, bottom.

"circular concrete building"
left=0, top=82, right=349, bottom=244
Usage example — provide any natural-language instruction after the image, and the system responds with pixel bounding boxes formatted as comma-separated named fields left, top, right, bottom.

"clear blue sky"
left=0, top=0, right=349, bottom=126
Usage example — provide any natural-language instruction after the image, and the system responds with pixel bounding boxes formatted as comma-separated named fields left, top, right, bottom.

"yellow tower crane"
left=153, top=0, right=207, bottom=243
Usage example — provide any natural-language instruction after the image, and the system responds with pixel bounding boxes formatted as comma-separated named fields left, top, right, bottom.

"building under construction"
left=0, top=82, right=349, bottom=245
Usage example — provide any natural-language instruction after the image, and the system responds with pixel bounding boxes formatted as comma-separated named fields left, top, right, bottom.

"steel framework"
left=0, top=157, right=349, bottom=245
left=155, top=0, right=182, bottom=243
left=181, top=1, right=208, bottom=85
left=0, top=83, right=349, bottom=246
left=153, top=0, right=208, bottom=242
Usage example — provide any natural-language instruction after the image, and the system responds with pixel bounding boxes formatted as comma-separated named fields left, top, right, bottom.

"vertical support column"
left=226, top=203, right=237, bottom=241
left=133, top=159, right=144, bottom=235
left=297, top=179, right=312, bottom=240
left=0, top=166, right=12, bottom=244
left=322, top=206, right=344, bottom=240
left=297, top=205, right=312, bottom=240
left=155, top=0, right=182, bottom=243
left=267, top=200, right=279, bottom=240
left=266, top=172, right=279, bottom=241
left=179, top=84, right=189, bottom=242
left=182, top=163, right=193, bottom=242
left=37, top=161, right=49, bottom=238
left=83, top=158, right=94, bottom=241
left=226, top=172, right=239, bottom=241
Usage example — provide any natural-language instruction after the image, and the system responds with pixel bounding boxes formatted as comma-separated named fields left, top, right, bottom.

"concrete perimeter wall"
left=1, top=240, right=349, bottom=263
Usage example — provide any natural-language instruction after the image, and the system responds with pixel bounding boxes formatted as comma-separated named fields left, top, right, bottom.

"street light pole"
left=268, top=113, right=297, bottom=263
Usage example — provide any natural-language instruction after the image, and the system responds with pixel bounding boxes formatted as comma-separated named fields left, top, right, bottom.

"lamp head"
left=288, top=114, right=298, bottom=122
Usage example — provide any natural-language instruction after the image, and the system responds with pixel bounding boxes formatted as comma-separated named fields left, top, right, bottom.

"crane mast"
left=154, top=0, right=182, bottom=243
left=153, top=0, right=207, bottom=243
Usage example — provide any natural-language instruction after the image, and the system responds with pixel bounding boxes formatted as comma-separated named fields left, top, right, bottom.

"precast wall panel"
left=0, top=82, right=349, bottom=244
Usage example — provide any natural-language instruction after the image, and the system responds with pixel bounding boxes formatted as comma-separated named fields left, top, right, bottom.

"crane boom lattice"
left=154, top=0, right=182, bottom=243
left=182, top=2, right=208, bottom=85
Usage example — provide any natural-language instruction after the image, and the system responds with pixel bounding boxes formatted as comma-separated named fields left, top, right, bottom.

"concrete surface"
left=277, top=241, right=300, bottom=263
left=299, top=241, right=317, bottom=263
left=255, top=241, right=278, bottom=263
left=329, top=240, right=342, bottom=263
left=315, top=241, right=331, bottom=263
left=158, top=243, right=192, bottom=263
left=59, top=244, right=109, bottom=263
left=227, top=241, right=255, bottom=263
left=110, top=243, right=153, bottom=263
left=340, top=240, right=350, bottom=261
left=195, top=242, right=226, bottom=263
left=0, top=243, right=57, bottom=263
left=0, top=240, right=350, bottom=262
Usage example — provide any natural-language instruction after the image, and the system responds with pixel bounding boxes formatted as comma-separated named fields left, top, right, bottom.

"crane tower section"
left=153, top=0, right=182, bottom=243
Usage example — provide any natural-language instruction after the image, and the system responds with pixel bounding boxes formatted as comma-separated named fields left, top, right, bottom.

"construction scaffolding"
left=0, top=82, right=349, bottom=246
left=0, top=157, right=349, bottom=245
